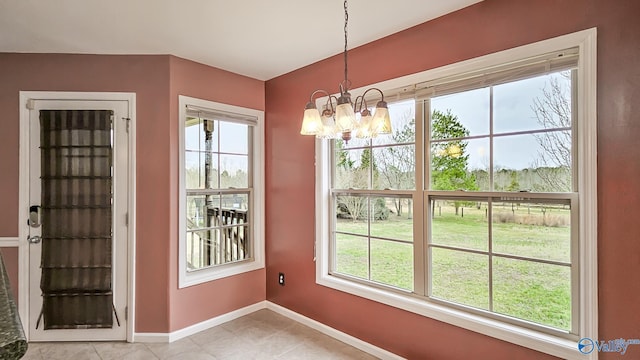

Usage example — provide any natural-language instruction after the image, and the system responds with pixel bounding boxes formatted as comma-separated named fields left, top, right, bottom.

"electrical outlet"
left=278, top=272, right=285, bottom=286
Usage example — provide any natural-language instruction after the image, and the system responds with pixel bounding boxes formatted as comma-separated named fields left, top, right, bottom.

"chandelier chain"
left=299, top=0, right=391, bottom=141
left=343, top=0, right=348, bottom=87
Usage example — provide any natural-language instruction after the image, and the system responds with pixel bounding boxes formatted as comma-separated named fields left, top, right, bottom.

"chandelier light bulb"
left=335, top=102, right=356, bottom=132
left=356, top=109, right=375, bottom=139
left=300, top=103, right=323, bottom=135
left=371, top=101, right=392, bottom=135
left=317, top=110, right=338, bottom=139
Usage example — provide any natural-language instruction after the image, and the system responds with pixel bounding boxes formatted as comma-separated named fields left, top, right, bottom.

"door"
left=27, top=100, right=129, bottom=341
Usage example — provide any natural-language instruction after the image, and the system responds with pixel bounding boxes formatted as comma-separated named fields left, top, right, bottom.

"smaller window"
left=179, top=96, right=264, bottom=288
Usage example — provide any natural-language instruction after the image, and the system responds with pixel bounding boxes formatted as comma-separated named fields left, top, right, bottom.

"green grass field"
left=334, top=202, right=572, bottom=331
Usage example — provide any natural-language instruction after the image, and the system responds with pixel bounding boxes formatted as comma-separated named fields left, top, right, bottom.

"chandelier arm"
left=360, top=87, right=386, bottom=102
left=325, top=95, right=339, bottom=114
left=309, top=89, right=331, bottom=103
left=353, top=95, right=367, bottom=113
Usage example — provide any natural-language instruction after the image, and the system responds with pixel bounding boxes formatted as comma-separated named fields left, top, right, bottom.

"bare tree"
left=531, top=71, right=572, bottom=192
left=376, top=110, right=415, bottom=217
left=335, top=142, right=370, bottom=221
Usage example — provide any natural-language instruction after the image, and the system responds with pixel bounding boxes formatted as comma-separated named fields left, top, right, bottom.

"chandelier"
left=299, top=0, right=392, bottom=142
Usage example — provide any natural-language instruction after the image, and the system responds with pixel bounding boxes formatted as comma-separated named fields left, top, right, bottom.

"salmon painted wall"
left=0, top=54, right=171, bottom=333
left=167, top=56, right=266, bottom=331
left=265, top=0, right=640, bottom=359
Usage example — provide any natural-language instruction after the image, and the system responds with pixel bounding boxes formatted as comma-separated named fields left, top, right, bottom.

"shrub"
left=336, top=197, right=390, bottom=221
left=493, top=211, right=569, bottom=227
left=374, top=198, right=391, bottom=220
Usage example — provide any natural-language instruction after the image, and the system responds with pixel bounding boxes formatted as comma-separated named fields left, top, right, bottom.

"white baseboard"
left=133, top=300, right=402, bottom=359
left=266, top=302, right=405, bottom=360
left=0, top=237, right=20, bottom=247
left=131, top=332, right=169, bottom=343
left=133, top=301, right=267, bottom=343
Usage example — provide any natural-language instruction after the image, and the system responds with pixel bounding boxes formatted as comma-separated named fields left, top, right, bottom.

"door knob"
left=27, top=235, right=41, bottom=244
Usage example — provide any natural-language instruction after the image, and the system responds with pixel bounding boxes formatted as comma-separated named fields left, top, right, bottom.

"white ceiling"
left=0, top=0, right=482, bottom=80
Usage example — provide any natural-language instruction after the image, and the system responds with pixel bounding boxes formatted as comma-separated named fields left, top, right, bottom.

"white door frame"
left=18, top=91, right=136, bottom=342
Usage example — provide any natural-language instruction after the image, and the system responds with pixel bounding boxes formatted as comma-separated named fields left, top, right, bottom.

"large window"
left=317, top=30, right=597, bottom=359
left=179, top=96, right=264, bottom=287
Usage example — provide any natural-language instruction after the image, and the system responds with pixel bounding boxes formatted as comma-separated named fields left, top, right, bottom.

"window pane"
left=371, top=239, right=413, bottom=291
left=219, top=122, right=248, bottom=154
left=220, top=154, right=248, bottom=188
left=430, top=199, right=488, bottom=251
left=370, top=197, right=412, bottom=242
left=186, top=229, right=219, bottom=271
left=185, top=117, right=202, bottom=152
left=334, top=234, right=369, bottom=280
left=431, top=87, right=490, bottom=138
left=430, top=137, right=487, bottom=191
left=185, top=151, right=203, bottom=189
left=373, top=145, right=415, bottom=190
left=336, top=195, right=368, bottom=223
left=493, top=257, right=571, bottom=330
left=492, top=201, right=571, bottom=262
left=185, top=117, right=218, bottom=152
left=221, top=193, right=249, bottom=211
left=208, top=204, right=251, bottom=266
left=185, top=151, right=219, bottom=190
left=334, top=148, right=368, bottom=189
left=494, top=71, right=572, bottom=134
left=217, top=207, right=250, bottom=263
left=222, top=224, right=250, bottom=262
left=187, top=195, right=219, bottom=229
left=493, top=132, right=571, bottom=192
left=430, top=248, right=489, bottom=310
left=336, top=196, right=368, bottom=236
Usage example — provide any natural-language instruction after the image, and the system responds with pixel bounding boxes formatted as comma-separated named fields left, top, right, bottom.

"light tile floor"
left=21, top=309, right=378, bottom=359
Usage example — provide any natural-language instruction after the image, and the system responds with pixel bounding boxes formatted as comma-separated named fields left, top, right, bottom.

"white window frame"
left=315, top=28, right=597, bottom=360
left=178, top=95, right=265, bottom=288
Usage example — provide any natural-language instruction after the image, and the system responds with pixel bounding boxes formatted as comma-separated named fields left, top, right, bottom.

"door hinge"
left=124, top=306, right=128, bottom=321
left=125, top=212, right=129, bottom=226
left=26, top=99, right=35, bottom=110
left=123, top=117, right=131, bottom=133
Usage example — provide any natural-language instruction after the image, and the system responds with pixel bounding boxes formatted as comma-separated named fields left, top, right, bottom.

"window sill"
left=316, top=272, right=586, bottom=360
left=179, top=259, right=264, bottom=289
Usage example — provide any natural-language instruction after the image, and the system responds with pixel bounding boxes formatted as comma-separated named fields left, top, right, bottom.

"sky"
left=430, top=72, right=571, bottom=171
left=184, top=120, right=249, bottom=178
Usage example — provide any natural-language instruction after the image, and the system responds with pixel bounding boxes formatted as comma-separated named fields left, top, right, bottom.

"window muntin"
left=329, top=57, right=579, bottom=336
